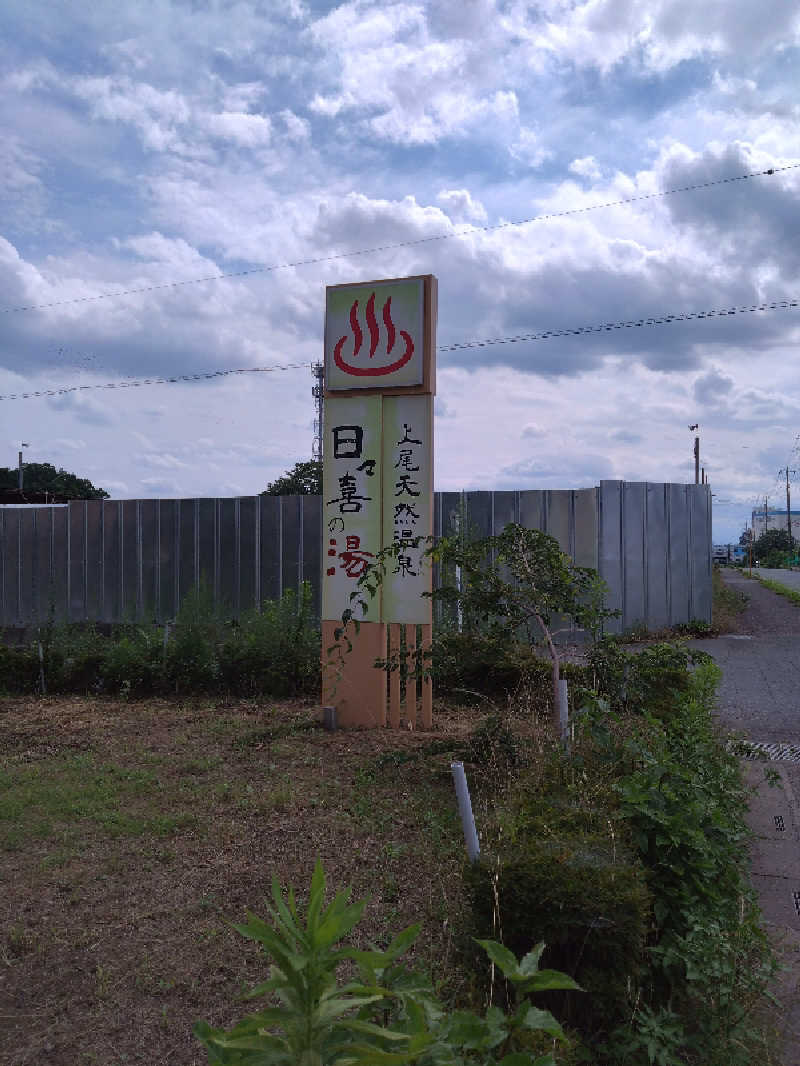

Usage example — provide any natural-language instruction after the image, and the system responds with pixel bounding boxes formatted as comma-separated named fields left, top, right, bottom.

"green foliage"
left=586, top=640, right=712, bottom=720
left=603, top=659, right=778, bottom=1063
left=752, top=528, right=792, bottom=558
left=464, top=798, right=651, bottom=1043
left=429, top=525, right=615, bottom=648
left=0, top=461, right=109, bottom=498
left=263, top=459, right=322, bottom=496
left=195, top=859, right=578, bottom=1065
left=0, top=643, right=40, bottom=694
left=218, top=584, right=320, bottom=697
left=0, top=585, right=320, bottom=699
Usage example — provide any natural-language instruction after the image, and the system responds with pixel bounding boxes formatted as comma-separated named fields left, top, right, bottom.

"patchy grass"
left=0, top=694, right=484, bottom=1066
left=751, top=574, right=800, bottom=607
left=711, top=565, right=750, bottom=632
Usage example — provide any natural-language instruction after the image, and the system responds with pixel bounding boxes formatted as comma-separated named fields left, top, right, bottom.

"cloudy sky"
left=1, top=0, right=799, bottom=542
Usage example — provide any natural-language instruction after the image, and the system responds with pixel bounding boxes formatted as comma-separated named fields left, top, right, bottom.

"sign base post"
left=321, top=619, right=386, bottom=728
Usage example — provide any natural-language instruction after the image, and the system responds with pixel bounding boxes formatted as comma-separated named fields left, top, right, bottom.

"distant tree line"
left=0, top=462, right=109, bottom=500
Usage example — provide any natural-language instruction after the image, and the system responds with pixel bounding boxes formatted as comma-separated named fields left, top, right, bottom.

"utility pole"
left=689, top=424, right=699, bottom=483
left=311, top=363, right=324, bottom=465
left=765, top=496, right=769, bottom=532
left=779, top=467, right=796, bottom=549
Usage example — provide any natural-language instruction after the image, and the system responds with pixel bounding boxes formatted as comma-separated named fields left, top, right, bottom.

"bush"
left=218, top=584, right=319, bottom=698
left=0, top=584, right=321, bottom=700
left=464, top=783, right=651, bottom=1044
left=0, top=643, right=40, bottom=694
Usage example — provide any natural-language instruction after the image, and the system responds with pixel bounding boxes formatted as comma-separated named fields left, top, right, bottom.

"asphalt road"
left=690, top=568, right=800, bottom=1064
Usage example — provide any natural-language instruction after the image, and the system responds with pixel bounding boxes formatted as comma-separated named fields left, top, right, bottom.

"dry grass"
left=0, top=695, right=495, bottom=1066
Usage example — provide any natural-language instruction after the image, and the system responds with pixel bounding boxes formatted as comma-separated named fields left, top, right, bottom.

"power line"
left=0, top=362, right=310, bottom=402
left=1, top=292, right=797, bottom=402
left=436, top=296, right=799, bottom=352
left=2, top=163, right=797, bottom=316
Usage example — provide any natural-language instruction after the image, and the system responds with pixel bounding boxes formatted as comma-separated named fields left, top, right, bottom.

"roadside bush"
left=464, top=805, right=651, bottom=1044
left=42, top=623, right=106, bottom=693
left=218, top=583, right=319, bottom=698
left=0, top=643, right=40, bottom=694
left=0, top=584, right=321, bottom=700
left=100, top=628, right=163, bottom=697
left=586, top=639, right=712, bottom=720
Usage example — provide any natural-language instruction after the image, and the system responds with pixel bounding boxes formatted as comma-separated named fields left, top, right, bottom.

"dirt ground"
left=0, top=695, right=488, bottom=1066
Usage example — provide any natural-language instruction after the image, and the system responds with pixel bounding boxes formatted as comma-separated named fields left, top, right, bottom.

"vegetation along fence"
left=0, top=481, right=711, bottom=634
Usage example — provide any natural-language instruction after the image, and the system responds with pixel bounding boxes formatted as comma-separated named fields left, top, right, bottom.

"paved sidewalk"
left=690, top=568, right=800, bottom=1064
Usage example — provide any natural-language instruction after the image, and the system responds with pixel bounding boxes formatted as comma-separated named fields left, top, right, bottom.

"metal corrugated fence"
left=0, top=481, right=710, bottom=632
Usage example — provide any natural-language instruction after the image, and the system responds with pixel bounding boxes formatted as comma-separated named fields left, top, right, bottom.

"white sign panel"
left=325, top=277, right=425, bottom=391
left=321, top=395, right=382, bottom=622
left=381, top=394, right=433, bottom=624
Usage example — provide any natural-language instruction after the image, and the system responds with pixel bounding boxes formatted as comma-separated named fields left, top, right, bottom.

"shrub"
left=195, top=859, right=581, bottom=1065
left=218, top=583, right=320, bottom=698
left=464, top=788, right=651, bottom=1044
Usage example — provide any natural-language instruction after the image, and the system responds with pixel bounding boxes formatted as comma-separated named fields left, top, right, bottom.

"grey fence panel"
left=259, top=495, right=282, bottom=603
left=302, top=494, right=322, bottom=617
left=197, top=498, right=215, bottom=601
left=281, top=495, right=303, bottom=601
left=84, top=500, right=103, bottom=623
left=218, top=498, right=238, bottom=614
left=574, top=489, right=598, bottom=569
left=102, top=502, right=120, bottom=622
left=68, top=502, right=85, bottom=621
left=139, top=499, right=158, bottom=621
left=667, top=484, right=690, bottom=626
left=119, top=500, right=138, bottom=621
left=598, top=481, right=624, bottom=634
left=622, top=483, right=647, bottom=631
left=50, top=507, right=69, bottom=622
left=239, top=496, right=258, bottom=614
left=464, top=492, right=492, bottom=540
left=1, top=484, right=711, bottom=630
left=546, top=491, right=572, bottom=554
left=177, top=499, right=196, bottom=607
left=518, top=491, right=544, bottom=535
left=31, top=509, right=49, bottom=623
left=689, top=485, right=712, bottom=622
left=645, top=484, right=669, bottom=632
left=492, top=491, right=518, bottom=534
left=18, top=508, right=35, bottom=624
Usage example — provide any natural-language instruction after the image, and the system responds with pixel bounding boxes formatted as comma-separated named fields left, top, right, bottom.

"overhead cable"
left=1, top=293, right=797, bottom=401
left=2, top=163, right=797, bottom=316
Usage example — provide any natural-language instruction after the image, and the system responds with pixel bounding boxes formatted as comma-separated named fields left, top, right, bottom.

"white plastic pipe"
left=558, top=678, right=570, bottom=754
left=451, top=761, right=480, bottom=863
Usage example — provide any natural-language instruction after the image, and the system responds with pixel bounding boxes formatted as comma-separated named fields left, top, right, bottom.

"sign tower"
left=321, top=275, right=437, bottom=728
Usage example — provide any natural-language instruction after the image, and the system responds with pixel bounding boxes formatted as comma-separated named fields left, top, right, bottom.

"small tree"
left=430, top=524, right=616, bottom=725
left=262, top=459, right=321, bottom=496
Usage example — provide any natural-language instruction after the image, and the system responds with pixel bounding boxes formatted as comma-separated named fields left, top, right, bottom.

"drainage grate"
left=793, top=891, right=800, bottom=918
left=731, top=740, right=800, bottom=763
left=775, top=815, right=786, bottom=832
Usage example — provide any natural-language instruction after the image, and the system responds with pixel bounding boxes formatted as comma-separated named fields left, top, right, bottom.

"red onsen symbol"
left=334, top=293, right=414, bottom=377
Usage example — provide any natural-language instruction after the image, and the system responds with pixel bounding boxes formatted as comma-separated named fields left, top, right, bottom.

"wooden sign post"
left=321, top=275, right=437, bottom=728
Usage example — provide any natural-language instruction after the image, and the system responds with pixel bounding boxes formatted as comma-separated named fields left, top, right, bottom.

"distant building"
left=751, top=507, right=800, bottom=540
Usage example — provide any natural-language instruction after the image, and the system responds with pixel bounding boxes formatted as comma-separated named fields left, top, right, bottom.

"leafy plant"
left=195, top=859, right=581, bottom=1065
